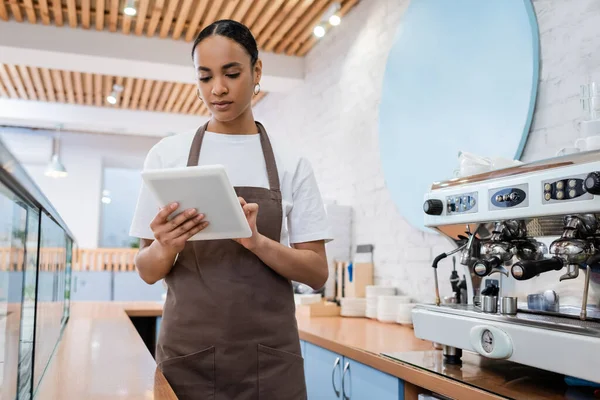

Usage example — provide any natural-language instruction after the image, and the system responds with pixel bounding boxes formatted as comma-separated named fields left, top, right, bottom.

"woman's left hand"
left=234, top=197, right=264, bottom=250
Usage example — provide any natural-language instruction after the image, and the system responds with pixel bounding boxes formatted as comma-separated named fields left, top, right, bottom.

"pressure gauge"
left=470, top=325, right=513, bottom=359
left=481, top=329, right=494, bottom=353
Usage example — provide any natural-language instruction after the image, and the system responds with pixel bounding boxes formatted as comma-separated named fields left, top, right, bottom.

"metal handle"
left=331, top=357, right=341, bottom=397
left=341, top=362, right=350, bottom=399
left=73, top=276, right=78, bottom=292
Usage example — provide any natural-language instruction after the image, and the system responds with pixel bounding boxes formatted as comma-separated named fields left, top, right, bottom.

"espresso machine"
left=412, top=150, right=600, bottom=384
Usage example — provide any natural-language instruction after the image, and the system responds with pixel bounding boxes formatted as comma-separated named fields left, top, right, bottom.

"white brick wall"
left=254, top=0, right=600, bottom=301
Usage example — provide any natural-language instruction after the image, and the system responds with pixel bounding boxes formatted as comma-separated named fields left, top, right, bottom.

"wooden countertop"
left=36, top=302, right=175, bottom=400
left=35, top=302, right=597, bottom=400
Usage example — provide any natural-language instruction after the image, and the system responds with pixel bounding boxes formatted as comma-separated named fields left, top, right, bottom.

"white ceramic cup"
left=576, top=135, right=600, bottom=151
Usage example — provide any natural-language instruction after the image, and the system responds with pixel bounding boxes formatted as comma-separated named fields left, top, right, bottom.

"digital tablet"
left=141, top=164, right=252, bottom=241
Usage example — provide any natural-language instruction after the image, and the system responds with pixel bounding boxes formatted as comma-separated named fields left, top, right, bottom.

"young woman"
left=129, top=19, right=332, bottom=400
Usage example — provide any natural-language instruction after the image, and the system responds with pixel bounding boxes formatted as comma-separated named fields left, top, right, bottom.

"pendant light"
left=45, top=126, right=68, bottom=179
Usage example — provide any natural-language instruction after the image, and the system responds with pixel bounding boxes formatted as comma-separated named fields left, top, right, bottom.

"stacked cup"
left=377, top=295, right=411, bottom=323
left=365, top=285, right=396, bottom=319
left=340, top=298, right=367, bottom=317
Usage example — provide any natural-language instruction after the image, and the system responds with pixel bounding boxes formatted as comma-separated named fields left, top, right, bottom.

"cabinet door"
left=342, top=357, right=403, bottom=400
left=71, top=271, right=112, bottom=301
left=300, top=340, right=306, bottom=358
left=304, top=342, right=343, bottom=399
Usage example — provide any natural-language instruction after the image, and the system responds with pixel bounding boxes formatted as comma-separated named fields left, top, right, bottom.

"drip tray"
left=415, top=304, right=600, bottom=337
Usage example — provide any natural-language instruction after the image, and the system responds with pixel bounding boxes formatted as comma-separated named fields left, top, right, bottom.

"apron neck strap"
left=186, top=120, right=280, bottom=192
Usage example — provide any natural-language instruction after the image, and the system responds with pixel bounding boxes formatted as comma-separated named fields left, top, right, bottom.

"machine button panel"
left=445, top=191, right=478, bottom=215
left=489, top=184, right=528, bottom=210
left=542, top=174, right=593, bottom=204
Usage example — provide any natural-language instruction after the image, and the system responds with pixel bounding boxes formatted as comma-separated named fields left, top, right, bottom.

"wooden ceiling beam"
left=73, top=71, right=84, bottom=104
left=93, top=73, right=102, bottom=106
left=172, top=0, right=193, bottom=40
left=22, top=0, right=37, bottom=23
left=51, top=0, right=62, bottom=25
left=40, top=67, right=56, bottom=102
left=134, top=0, right=150, bottom=35
left=129, top=78, right=144, bottom=109
left=83, top=72, right=93, bottom=105
left=0, top=65, right=18, bottom=98
left=29, top=65, right=47, bottom=101
left=217, top=0, right=239, bottom=21
left=146, top=0, right=164, bottom=37
left=95, top=0, right=105, bottom=30
left=251, top=0, right=285, bottom=38
left=67, top=0, right=78, bottom=27
left=158, top=0, right=180, bottom=39
left=0, top=2, right=8, bottom=21
left=18, top=65, right=38, bottom=101
left=138, top=79, right=153, bottom=110
left=108, top=0, right=119, bottom=32
left=8, top=0, right=24, bottom=22
left=287, top=0, right=334, bottom=55
left=243, top=0, right=269, bottom=29
left=200, top=0, right=224, bottom=32
left=256, top=0, right=301, bottom=48
left=7, top=64, right=28, bottom=100
left=274, top=0, right=328, bottom=53
left=50, top=69, right=66, bottom=103
left=81, top=0, right=90, bottom=28
left=184, top=0, right=209, bottom=42
left=231, top=0, right=252, bottom=22
left=297, top=0, right=358, bottom=56
left=147, top=80, right=164, bottom=111
left=120, top=76, right=134, bottom=108
left=172, top=84, right=193, bottom=113
left=62, top=70, right=76, bottom=104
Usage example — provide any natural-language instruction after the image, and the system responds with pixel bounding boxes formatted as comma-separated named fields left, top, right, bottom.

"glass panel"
left=33, top=214, right=67, bottom=390
left=0, top=182, right=27, bottom=400
left=17, top=206, right=39, bottom=400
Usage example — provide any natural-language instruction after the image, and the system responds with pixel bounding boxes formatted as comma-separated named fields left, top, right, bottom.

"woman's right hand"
left=150, top=202, right=209, bottom=256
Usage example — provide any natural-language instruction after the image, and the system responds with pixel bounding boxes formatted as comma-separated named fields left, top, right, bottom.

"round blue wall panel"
left=378, top=0, right=540, bottom=232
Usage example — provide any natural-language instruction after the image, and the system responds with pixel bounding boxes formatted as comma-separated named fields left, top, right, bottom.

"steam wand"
left=432, top=239, right=470, bottom=306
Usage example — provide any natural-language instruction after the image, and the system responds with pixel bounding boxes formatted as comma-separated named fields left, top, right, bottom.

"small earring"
left=196, top=88, right=203, bottom=102
left=253, top=83, right=261, bottom=95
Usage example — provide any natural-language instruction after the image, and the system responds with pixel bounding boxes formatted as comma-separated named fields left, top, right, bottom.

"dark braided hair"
left=191, top=19, right=259, bottom=66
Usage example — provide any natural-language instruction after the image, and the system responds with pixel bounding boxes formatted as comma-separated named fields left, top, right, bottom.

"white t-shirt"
left=129, top=129, right=333, bottom=246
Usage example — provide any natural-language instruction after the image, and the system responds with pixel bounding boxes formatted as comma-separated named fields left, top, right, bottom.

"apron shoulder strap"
left=186, top=120, right=281, bottom=192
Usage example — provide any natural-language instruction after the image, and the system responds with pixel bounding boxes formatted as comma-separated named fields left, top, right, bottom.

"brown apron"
left=156, top=121, right=307, bottom=400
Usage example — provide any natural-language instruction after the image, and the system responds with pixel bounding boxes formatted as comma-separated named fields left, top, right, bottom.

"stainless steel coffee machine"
left=412, top=150, right=600, bottom=384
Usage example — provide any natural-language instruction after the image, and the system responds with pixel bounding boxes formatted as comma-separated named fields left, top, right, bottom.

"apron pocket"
left=258, top=344, right=307, bottom=400
left=159, top=346, right=216, bottom=400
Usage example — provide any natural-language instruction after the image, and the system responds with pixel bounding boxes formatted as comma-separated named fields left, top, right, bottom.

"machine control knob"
left=584, top=172, right=600, bottom=195
left=509, top=192, right=519, bottom=201
left=423, top=199, right=444, bottom=215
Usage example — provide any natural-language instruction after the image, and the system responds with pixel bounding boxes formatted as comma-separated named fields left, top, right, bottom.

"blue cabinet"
left=303, top=341, right=403, bottom=400
left=304, top=342, right=343, bottom=399
left=342, top=358, right=403, bottom=400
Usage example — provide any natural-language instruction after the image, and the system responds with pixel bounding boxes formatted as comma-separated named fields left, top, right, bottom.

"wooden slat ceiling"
left=0, top=63, right=267, bottom=116
left=0, top=0, right=360, bottom=56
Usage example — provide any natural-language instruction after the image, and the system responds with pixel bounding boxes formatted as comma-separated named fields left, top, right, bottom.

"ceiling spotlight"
left=313, top=24, right=326, bottom=38
left=123, top=0, right=137, bottom=16
left=106, top=84, right=123, bottom=105
left=329, top=14, right=341, bottom=26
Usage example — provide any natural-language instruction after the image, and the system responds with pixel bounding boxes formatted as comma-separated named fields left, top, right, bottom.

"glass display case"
left=0, top=138, right=75, bottom=400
